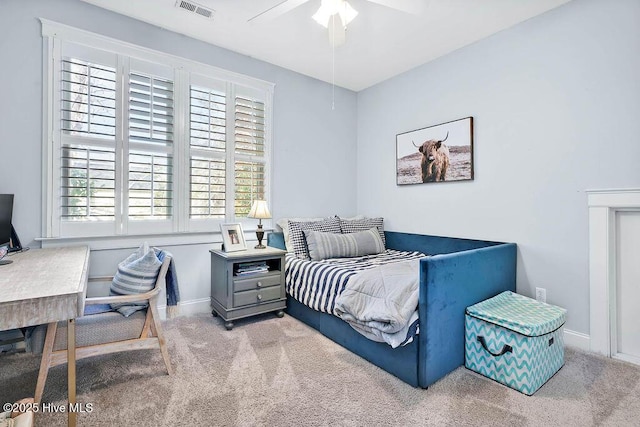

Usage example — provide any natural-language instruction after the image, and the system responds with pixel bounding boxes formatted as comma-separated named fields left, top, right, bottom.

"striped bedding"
left=285, top=249, right=426, bottom=345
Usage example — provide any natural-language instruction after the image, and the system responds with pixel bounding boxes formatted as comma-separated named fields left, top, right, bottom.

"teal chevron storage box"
left=465, top=291, right=567, bottom=395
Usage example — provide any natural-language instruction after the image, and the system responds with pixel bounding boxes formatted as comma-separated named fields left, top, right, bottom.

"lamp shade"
left=247, top=200, right=271, bottom=220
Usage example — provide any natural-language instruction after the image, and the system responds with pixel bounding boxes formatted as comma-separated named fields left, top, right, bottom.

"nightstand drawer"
left=233, top=274, right=281, bottom=292
left=233, top=286, right=281, bottom=308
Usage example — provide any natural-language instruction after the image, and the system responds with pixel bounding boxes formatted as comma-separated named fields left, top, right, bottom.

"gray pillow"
left=288, top=217, right=341, bottom=260
left=339, top=217, right=385, bottom=246
left=304, top=228, right=385, bottom=261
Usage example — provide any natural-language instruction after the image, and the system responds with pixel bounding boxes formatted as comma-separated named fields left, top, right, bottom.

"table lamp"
left=247, top=200, right=271, bottom=249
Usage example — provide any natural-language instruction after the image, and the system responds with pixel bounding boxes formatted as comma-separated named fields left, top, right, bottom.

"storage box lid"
left=466, top=291, right=566, bottom=337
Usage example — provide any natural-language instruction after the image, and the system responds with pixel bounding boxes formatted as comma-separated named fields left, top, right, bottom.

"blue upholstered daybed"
left=267, top=230, right=517, bottom=388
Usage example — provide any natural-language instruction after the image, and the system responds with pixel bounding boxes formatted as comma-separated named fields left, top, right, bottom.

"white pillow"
left=338, top=214, right=366, bottom=221
left=276, top=217, right=326, bottom=253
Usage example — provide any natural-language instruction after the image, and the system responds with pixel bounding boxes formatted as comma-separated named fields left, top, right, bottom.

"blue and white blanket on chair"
left=156, top=248, right=181, bottom=318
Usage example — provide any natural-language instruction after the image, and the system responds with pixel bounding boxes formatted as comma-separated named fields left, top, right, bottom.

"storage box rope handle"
left=477, top=336, right=513, bottom=357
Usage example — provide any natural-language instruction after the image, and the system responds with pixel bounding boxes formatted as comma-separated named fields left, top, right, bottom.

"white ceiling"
left=80, top=0, right=571, bottom=92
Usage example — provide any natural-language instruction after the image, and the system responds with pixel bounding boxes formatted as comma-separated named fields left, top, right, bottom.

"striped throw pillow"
left=110, top=243, right=162, bottom=317
left=304, top=228, right=385, bottom=260
left=288, top=217, right=341, bottom=260
left=340, top=217, right=386, bottom=247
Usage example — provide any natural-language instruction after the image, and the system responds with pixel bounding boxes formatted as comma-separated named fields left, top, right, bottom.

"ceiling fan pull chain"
left=332, top=13, right=336, bottom=110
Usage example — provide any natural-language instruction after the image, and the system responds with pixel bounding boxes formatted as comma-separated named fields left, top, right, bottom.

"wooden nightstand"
left=210, top=246, right=287, bottom=330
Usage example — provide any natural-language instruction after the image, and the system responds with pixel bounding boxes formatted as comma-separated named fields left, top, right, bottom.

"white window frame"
left=40, top=19, right=274, bottom=241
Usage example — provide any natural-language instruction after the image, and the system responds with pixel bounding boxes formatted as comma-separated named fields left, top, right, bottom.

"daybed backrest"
left=268, top=231, right=504, bottom=255
left=385, top=231, right=503, bottom=255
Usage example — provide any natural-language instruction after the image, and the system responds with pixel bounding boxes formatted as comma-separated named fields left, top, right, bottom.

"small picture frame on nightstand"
left=220, top=223, right=247, bottom=252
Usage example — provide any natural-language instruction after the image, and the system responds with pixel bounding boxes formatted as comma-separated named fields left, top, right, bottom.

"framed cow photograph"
left=396, top=117, right=474, bottom=185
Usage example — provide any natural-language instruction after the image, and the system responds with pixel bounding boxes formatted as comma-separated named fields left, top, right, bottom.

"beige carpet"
left=1, top=313, right=639, bottom=426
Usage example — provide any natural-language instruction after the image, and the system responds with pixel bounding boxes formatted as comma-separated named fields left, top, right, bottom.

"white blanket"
left=333, top=258, right=421, bottom=348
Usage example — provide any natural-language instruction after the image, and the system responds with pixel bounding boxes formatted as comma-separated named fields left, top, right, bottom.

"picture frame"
left=220, top=223, right=247, bottom=252
left=396, top=116, right=474, bottom=185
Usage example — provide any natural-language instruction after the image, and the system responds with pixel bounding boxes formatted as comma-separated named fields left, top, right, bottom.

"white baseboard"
left=158, top=297, right=211, bottom=320
left=613, top=353, right=640, bottom=366
left=564, top=329, right=590, bottom=351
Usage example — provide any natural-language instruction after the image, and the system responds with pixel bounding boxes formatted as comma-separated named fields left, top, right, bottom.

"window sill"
left=37, top=228, right=274, bottom=251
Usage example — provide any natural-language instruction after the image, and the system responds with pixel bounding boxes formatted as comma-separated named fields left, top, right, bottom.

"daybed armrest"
left=267, top=232, right=286, bottom=250
left=418, top=242, right=516, bottom=388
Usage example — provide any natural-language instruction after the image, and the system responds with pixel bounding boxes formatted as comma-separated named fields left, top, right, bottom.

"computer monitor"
left=0, top=194, right=14, bottom=265
left=0, top=194, right=13, bottom=247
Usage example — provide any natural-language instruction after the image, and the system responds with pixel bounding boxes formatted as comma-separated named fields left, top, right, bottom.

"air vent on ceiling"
left=175, top=0, right=214, bottom=19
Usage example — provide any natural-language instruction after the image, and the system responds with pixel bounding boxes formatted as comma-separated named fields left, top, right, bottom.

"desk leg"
left=67, top=318, right=76, bottom=427
left=35, top=322, right=58, bottom=403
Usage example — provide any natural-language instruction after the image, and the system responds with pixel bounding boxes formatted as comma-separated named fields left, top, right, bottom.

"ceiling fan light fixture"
left=312, top=0, right=358, bottom=28
left=328, top=16, right=346, bottom=46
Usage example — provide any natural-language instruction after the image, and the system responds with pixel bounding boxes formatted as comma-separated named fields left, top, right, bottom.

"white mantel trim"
left=587, top=188, right=640, bottom=356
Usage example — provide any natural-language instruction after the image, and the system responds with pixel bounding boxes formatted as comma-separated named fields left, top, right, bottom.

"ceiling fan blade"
left=248, top=0, right=311, bottom=24
left=365, top=0, right=426, bottom=15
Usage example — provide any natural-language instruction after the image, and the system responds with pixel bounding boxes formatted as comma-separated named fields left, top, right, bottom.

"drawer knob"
left=257, top=294, right=263, bottom=301
left=256, top=281, right=262, bottom=288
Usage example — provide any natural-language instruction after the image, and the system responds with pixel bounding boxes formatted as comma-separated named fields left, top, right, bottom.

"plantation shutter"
left=61, top=59, right=117, bottom=139
left=60, top=53, right=117, bottom=222
left=127, top=151, right=172, bottom=219
left=234, top=161, right=265, bottom=217
left=189, top=83, right=227, bottom=219
left=234, top=94, right=266, bottom=217
left=189, top=86, right=226, bottom=151
left=127, top=66, right=174, bottom=221
left=61, top=146, right=116, bottom=220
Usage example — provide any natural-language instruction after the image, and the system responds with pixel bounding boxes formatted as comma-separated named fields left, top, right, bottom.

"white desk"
left=0, top=246, right=90, bottom=427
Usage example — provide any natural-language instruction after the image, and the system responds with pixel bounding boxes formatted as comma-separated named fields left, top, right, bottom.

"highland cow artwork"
left=396, top=117, right=473, bottom=185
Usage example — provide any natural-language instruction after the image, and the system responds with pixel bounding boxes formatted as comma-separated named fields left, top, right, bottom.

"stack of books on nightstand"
left=236, top=261, right=269, bottom=276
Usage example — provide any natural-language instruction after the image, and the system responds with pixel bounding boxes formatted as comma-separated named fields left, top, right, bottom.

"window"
left=42, top=21, right=273, bottom=239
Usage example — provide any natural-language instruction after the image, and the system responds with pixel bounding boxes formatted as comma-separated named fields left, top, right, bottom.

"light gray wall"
left=0, top=0, right=357, bottom=311
left=356, top=0, right=640, bottom=334
left=3, top=0, right=638, bottom=335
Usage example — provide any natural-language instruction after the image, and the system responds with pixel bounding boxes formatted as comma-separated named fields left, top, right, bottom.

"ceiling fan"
left=248, top=0, right=425, bottom=46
